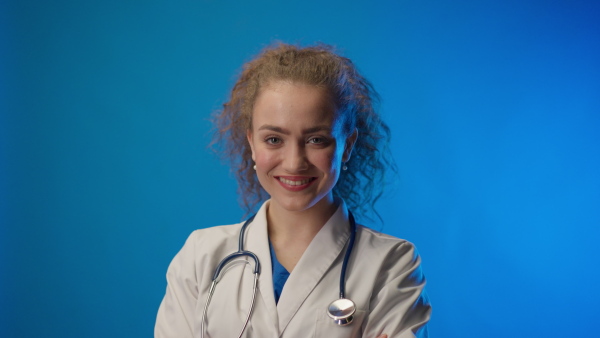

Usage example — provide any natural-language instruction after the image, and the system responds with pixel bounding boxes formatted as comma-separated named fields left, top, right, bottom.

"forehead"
left=252, top=81, right=341, bottom=130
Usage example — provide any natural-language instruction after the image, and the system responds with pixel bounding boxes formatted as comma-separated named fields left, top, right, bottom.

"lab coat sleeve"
left=363, top=241, right=431, bottom=338
left=155, top=231, right=200, bottom=338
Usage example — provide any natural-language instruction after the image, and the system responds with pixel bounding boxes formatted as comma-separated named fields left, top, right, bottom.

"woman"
left=155, top=44, right=431, bottom=337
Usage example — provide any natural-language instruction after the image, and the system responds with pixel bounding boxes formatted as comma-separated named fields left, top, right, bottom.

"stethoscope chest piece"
left=327, top=298, right=356, bottom=326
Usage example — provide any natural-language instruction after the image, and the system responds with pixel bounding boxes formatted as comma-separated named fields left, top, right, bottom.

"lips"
left=275, top=176, right=317, bottom=191
left=278, top=177, right=312, bottom=186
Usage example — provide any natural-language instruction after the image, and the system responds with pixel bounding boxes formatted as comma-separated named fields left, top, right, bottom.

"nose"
left=282, top=142, right=308, bottom=172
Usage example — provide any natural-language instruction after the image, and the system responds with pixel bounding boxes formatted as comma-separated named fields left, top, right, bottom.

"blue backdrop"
left=2, top=0, right=599, bottom=337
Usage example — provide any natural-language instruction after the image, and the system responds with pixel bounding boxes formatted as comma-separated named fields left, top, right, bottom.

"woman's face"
left=247, top=81, right=357, bottom=214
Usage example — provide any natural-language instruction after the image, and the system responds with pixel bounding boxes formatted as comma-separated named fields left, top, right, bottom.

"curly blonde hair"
left=212, top=43, right=396, bottom=221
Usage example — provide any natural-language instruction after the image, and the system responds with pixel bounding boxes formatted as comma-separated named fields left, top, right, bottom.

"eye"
left=265, top=137, right=282, bottom=145
left=308, top=136, right=329, bottom=145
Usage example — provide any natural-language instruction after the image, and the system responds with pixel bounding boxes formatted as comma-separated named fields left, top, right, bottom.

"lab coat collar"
left=276, top=200, right=350, bottom=333
left=245, top=199, right=351, bottom=336
left=244, top=200, right=279, bottom=333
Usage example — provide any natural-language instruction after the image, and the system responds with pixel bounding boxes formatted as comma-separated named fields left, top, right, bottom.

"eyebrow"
left=257, top=125, right=332, bottom=134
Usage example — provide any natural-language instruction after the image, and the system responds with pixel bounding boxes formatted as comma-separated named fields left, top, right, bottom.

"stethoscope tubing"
left=201, top=211, right=357, bottom=337
left=339, top=211, right=356, bottom=299
left=201, top=215, right=260, bottom=338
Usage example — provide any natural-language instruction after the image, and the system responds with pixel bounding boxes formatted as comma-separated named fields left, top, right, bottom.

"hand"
left=376, top=335, right=388, bottom=338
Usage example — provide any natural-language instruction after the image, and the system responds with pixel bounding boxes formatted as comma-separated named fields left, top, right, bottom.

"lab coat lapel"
left=245, top=201, right=280, bottom=333
left=276, top=203, right=351, bottom=334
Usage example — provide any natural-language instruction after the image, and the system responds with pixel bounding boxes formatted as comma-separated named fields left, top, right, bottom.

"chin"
left=273, top=198, right=316, bottom=213
left=271, top=193, right=334, bottom=214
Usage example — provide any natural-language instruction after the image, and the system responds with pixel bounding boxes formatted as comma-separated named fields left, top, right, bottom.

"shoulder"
left=185, top=223, right=242, bottom=246
left=354, top=227, right=431, bottom=336
left=354, top=226, right=426, bottom=289
left=356, top=226, right=419, bottom=259
left=169, top=223, right=244, bottom=269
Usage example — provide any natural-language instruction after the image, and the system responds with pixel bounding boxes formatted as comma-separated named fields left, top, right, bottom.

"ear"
left=246, top=129, right=256, bottom=161
left=342, top=128, right=358, bottom=162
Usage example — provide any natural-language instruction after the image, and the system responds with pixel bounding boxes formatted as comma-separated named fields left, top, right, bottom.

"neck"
left=266, top=197, right=339, bottom=272
left=267, top=198, right=338, bottom=240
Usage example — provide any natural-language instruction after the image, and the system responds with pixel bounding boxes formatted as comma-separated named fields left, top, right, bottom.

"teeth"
left=279, top=177, right=312, bottom=186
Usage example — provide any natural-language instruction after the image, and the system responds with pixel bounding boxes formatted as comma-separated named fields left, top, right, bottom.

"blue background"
left=2, top=0, right=599, bottom=337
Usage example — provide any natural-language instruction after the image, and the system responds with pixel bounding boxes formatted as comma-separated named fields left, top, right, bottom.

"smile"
left=275, top=176, right=317, bottom=191
left=278, top=177, right=314, bottom=186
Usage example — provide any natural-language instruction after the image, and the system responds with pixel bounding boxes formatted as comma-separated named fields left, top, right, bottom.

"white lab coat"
left=155, top=200, right=431, bottom=337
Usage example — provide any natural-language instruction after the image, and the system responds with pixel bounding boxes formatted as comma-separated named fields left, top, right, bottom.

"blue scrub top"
left=269, top=242, right=290, bottom=304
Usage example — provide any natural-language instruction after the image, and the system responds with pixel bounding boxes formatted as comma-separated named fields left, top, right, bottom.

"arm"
left=363, top=242, right=431, bottom=338
left=155, top=232, right=199, bottom=338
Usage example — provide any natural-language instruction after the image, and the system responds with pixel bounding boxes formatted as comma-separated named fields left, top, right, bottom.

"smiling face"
left=247, top=81, right=357, bottom=215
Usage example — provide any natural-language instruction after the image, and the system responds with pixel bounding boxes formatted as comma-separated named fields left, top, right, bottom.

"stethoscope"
left=200, top=212, right=358, bottom=338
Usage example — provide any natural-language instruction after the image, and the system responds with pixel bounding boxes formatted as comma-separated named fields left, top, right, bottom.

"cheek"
left=254, top=149, right=278, bottom=169
left=311, top=151, right=340, bottom=173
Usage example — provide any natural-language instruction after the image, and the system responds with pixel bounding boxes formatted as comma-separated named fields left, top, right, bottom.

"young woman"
left=155, top=44, right=431, bottom=338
